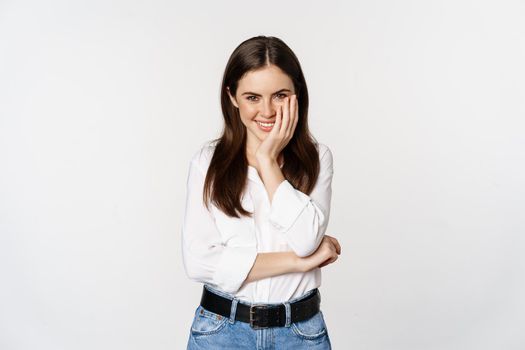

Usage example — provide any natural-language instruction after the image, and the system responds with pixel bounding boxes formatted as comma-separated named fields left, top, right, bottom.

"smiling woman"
left=181, top=35, right=339, bottom=349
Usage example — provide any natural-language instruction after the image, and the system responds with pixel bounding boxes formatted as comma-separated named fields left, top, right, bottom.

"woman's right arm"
left=181, top=155, right=258, bottom=294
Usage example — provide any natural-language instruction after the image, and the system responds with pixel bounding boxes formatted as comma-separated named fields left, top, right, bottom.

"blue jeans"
left=186, top=285, right=332, bottom=349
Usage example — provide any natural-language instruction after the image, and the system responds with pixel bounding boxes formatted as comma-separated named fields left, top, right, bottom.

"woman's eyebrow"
left=241, top=89, right=292, bottom=96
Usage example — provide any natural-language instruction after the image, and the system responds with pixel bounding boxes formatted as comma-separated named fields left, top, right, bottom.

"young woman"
left=181, top=35, right=341, bottom=349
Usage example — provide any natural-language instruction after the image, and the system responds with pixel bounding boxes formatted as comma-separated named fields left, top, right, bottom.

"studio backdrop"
left=0, top=0, right=524, bottom=349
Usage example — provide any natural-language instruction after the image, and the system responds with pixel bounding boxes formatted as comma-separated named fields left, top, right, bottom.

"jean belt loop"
left=229, top=298, right=239, bottom=324
left=284, top=301, right=292, bottom=327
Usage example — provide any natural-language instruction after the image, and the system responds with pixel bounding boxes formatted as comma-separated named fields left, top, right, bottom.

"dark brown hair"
left=203, top=35, right=321, bottom=218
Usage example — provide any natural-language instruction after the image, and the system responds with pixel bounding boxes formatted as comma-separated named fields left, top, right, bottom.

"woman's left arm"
left=259, top=145, right=334, bottom=257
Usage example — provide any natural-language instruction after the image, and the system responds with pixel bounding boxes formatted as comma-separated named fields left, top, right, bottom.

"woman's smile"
left=256, top=120, right=275, bottom=132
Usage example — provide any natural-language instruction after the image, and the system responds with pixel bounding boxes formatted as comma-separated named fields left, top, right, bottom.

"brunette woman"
left=182, top=35, right=341, bottom=349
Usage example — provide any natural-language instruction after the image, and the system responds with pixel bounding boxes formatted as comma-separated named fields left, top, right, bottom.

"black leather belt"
left=200, top=286, right=321, bottom=329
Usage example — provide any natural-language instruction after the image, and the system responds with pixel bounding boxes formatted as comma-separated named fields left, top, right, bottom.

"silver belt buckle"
left=249, top=304, right=268, bottom=329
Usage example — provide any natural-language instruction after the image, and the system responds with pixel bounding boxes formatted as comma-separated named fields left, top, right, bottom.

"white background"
left=1, top=0, right=524, bottom=349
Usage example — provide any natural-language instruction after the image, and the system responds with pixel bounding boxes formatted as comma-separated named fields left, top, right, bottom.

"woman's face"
left=228, top=64, right=296, bottom=145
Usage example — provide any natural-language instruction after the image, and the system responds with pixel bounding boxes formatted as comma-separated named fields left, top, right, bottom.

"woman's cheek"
left=241, top=105, right=257, bottom=117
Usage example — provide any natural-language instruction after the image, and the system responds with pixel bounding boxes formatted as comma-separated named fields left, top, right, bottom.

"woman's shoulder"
left=189, top=140, right=218, bottom=171
left=316, top=142, right=332, bottom=160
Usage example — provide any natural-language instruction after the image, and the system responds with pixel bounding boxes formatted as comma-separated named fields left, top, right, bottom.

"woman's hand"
left=298, top=235, right=341, bottom=272
left=255, top=95, right=299, bottom=163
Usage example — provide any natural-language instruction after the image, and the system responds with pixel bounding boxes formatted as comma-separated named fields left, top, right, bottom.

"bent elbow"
left=292, top=240, right=322, bottom=258
left=181, top=250, right=214, bottom=284
left=290, top=216, right=327, bottom=258
left=183, top=262, right=201, bottom=281
left=294, top=248, right=315, bottom=258
left=182, top=258, right=202, bottom=282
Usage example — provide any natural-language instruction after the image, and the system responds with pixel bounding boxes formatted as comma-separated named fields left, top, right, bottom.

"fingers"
left=324, top=235, right=341, bottom=255
left=291, top=95, right=299, bottom=135
left=318, top=254, right=338, bottom=268
left=272, top=104, right=282, bottom=136
left=264, top=95, right=297, bottom=158
left=285, top=95, right=298, bottom=139
left=279, top=95, right=298, bottom=139
left=280, top=96, right=290, bottom=137
left=332, top=238, right=341, bottom=255
left=288, top=95, right=296, bottom=135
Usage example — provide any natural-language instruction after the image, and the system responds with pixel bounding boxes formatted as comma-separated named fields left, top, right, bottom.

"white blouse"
left=181, top=141, right=334, bottom=303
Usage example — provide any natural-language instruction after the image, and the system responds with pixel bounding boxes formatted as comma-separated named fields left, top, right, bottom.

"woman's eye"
left=246, top=94, right=287, bottom=102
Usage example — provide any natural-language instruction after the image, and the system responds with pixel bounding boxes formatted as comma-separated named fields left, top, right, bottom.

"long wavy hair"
left=203, top=35, right=321, bottom=218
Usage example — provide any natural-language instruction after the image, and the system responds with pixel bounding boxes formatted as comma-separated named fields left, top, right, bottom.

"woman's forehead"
left=237, top=65, right=294, bottom=93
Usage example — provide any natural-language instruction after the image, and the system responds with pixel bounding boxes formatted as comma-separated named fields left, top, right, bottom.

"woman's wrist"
left=256, top=155, right=278, bottom=168
left=294, top=254, right=311, bottom=273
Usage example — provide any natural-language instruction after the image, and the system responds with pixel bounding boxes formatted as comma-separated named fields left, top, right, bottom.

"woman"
left=181, top=35, right=341, bottom=349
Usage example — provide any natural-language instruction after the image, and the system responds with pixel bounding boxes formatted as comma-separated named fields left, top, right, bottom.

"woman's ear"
left=226, top=87, right=239, bottom=108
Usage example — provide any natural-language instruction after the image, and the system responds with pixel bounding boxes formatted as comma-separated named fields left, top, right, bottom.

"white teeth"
left=257, top=121, right=274, bottom=127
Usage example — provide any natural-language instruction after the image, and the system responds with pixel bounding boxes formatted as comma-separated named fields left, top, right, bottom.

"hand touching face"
left=255, top=94, right=299, bottom=162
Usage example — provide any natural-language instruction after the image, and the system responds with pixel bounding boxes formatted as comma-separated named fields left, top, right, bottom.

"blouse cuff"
left=268, top=180, right=311, bottom=234
left=213, top=245, right=258, bottom=294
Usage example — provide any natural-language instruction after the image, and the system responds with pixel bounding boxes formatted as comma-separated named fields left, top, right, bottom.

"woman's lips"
left=255, top=120, right=275, bottom=132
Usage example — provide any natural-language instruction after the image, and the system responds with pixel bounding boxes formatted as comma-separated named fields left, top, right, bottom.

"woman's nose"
left=260, top=99, right=276, bottom=118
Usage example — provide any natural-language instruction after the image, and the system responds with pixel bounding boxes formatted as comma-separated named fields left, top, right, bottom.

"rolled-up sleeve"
left=181, top=153, right=257, bottom=294
left=268, top=145, right=334, bottom=257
